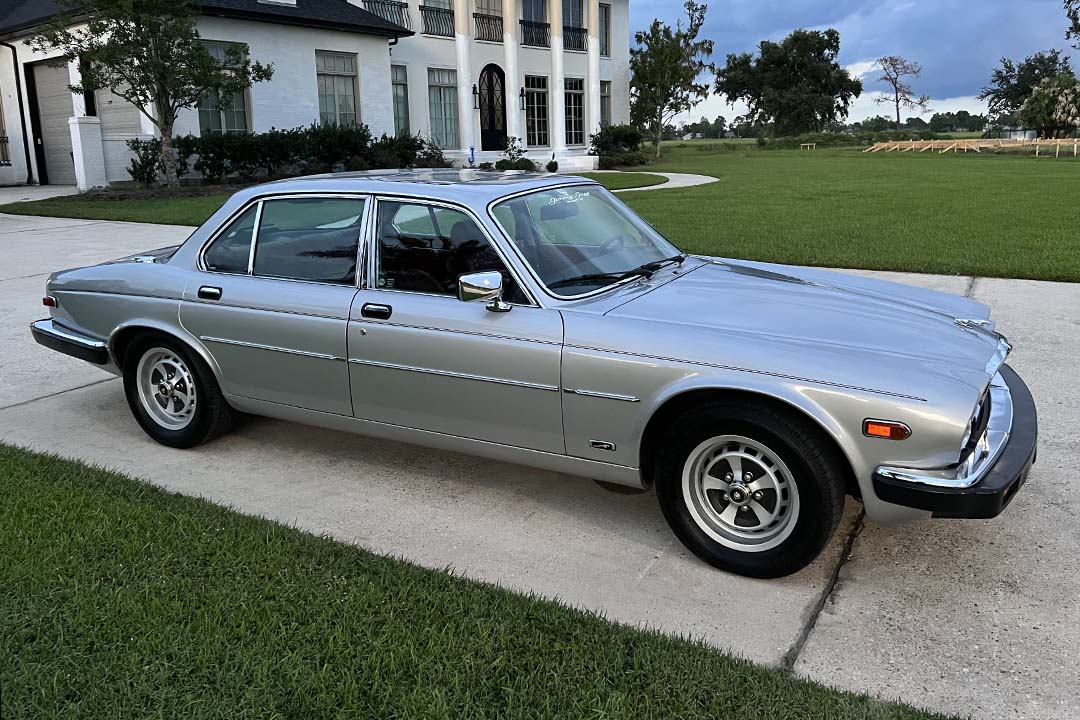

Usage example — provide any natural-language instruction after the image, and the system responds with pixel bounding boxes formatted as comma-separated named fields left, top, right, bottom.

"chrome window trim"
left=346, top=357, right=559, bottom=391
left=200, top=335, right=345, bottom=361
left=485, top=181, right=680, bottom=303
left=366, top=194, right=541, bottom=308
left=197, top=192, right=370, bottom=290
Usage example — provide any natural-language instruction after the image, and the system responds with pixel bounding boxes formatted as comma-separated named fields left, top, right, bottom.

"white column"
left=455, top=0, right=477, bottom=159
left=549, top=0, right=566, bottom=157
left=586, top=0, right=601, bottom=137
left=68, top=116, right=107, bottom=190
left=502, top=0, right=522, bottom=145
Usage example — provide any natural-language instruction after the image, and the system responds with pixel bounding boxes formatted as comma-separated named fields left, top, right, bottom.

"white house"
left=0, top=0, right=629, bottom=189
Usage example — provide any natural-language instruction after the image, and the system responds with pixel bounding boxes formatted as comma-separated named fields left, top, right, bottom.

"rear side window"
left=252, top=197, right=366, bottom=285
left=204, top=205, right=257, bottom=273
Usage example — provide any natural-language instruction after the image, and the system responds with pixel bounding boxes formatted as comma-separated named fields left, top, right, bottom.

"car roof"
left=238, top=169, right=594, bottom=205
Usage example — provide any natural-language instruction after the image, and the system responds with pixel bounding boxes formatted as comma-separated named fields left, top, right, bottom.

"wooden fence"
left=863, top=138, right=1080, bottom=157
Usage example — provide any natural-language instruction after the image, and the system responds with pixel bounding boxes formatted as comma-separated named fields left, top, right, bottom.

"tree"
left=32, top=0, right=273, bottom=188
left=903, top=116, right=929, bottom=130
left=1067, top=0, right=1080, bottom=49
left=853, top=115, right=892, bottom=132
left=629, top=0, right=714, bottom=158
left=714, top=29, right=862, bottom=136
left=978, top=50, right=1072, bottom=125
left=1020, top=71, right=1079, bottom=136
left=874, top=56, right=929, bottom=129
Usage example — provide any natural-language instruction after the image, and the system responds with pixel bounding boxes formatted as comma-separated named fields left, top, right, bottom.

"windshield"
left=490, top=184, right=682, bottom=297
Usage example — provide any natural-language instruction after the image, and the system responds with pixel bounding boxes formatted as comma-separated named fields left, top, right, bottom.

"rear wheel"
left=654, top=399, right=846, bottom=578
left=122, top=332, right=236, bottom=448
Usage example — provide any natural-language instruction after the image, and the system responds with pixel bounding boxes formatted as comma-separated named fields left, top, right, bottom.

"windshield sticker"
left=548, top=190, right=591, bottom=205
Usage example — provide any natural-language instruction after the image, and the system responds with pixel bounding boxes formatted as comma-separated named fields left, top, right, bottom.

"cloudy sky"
left=632, top=0, right=1080, bottom=123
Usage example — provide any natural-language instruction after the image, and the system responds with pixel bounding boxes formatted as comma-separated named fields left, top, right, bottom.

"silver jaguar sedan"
left=31, top=170, right=1037, bottom=578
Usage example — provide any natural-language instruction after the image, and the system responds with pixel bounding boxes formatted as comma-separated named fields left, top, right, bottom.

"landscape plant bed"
left=0, top=443, right=949, bottom=720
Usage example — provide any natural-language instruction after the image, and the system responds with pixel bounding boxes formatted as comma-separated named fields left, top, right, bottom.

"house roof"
left=0, top=0, right=412, bottom=39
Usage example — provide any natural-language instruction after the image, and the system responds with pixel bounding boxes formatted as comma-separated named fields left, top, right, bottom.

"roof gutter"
left=0, top=39, right=34, bottom=184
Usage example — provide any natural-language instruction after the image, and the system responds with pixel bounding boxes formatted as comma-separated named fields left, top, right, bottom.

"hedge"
left=127, top=124, right=451, bottom=186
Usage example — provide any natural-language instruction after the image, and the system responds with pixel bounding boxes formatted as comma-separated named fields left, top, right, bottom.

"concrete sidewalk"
left=1, top=213, right=1076, bottom=719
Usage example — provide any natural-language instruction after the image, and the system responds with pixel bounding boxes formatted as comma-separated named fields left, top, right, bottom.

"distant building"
left=0, top=0, right=630, bottom=188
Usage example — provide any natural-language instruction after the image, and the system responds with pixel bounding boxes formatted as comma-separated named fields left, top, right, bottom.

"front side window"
left=524, top=75, right=549, bottom=146
left=199, top=41, right=250, bottom=135
left=491, top=185, right=681, bottom=297
left=427, top=68, right=459, bottom=148
left=317, top=51, right=359, bottom=126
left=564, top=78, right=585, bottom=145
left=391, top=64, right=410, bottom=136
left=204, top=204, right=258, bottom=273
left=377, top=200, right=526, bottom=303
left=599, top=3, right=611, bottom=56
left=252, top=197, right=366, bottom=284
left=600, top=80, right=612, bottom=128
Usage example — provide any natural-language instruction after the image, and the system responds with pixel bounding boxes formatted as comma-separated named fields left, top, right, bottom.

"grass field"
left=3, top=146, right=1078, bottom=281
left=623, top=145, right=1080, bottom=282
left=0, top=444, right=948, bottom=720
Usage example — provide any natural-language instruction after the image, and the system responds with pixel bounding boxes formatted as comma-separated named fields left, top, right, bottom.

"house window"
left=564, top=77, right=585, bottom=145
left=562, top=0, right=583, bottom=27
left=392, top=64, right=410, bottom=135
left=599, top=4, right=611, bottom=57
left=523, top=0, right=545, bottom=22
left=198, top=41, right=250, bottom=135
left=600, top=80, right=611, bottom=128
left=524, top=75, right=549, bottom=147
left=316, top=51, right=359, bottom=126
left=427, top=67, right=459, bottom=148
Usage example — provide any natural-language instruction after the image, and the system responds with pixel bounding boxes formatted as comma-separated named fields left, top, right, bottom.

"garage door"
left=33, top=61, right=77, bottom=185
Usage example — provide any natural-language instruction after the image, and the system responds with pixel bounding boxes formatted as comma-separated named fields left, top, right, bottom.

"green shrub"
left=597, top=151, right=648, bottom=169
left=125, top=138, right=163, bottom=185
left=477, top=161, right=495, bottom=170
left=413, top=137, right=453, bottom=168
left=546, top=159, right=559, bottom=172
left=590, top=124, right=644, bottom=156
left=495, top=158, right=537, bottom=171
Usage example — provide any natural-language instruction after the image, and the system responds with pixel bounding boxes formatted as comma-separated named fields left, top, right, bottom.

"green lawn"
left=623, top=145, right=1080, bottom=282
left=3, top=146, right=1078, bottom=281
left=0, top=443, right=947, bottom=720
left=577, top=171, right=669, bottom=190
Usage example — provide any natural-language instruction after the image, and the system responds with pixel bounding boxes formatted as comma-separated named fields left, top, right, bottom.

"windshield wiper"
left=547, top=254, right=688, bottom=290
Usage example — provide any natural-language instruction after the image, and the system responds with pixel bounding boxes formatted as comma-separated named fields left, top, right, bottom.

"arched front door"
left=478, top=64, right=507, bottom=152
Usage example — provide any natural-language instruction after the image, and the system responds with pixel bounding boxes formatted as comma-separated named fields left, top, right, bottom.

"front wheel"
left=122, top=332, right=236, bottom=448
left=654, top=399, right=846, bottom=578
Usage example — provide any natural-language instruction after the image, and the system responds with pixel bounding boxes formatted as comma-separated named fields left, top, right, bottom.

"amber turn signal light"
left=863, top=419, right=911, bottom=441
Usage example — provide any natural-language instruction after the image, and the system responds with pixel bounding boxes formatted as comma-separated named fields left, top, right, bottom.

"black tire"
left=122, top=331, right=237, bottom=448
left=653, top=398, right=846, bottom=578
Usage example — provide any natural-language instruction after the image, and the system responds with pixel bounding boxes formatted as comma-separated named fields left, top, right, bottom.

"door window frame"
left=365, top=194, right=540, bottom=307
left=196, top=192, right=373, bottom=290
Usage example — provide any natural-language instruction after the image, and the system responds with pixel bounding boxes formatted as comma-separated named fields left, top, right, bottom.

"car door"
left=179, top=194, right=367, bottom=416
left=347, top=197, right=565, bottom=453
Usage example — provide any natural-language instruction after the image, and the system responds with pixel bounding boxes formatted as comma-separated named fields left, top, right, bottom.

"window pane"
left=205, top=205, right=258, bottom=273
left=393, top=65, right=410, bottom=135
left=252, top=198, right=366, bottom=284
left=565, top=78, right=584, bottom=145
left=599, top=4, right=610, bottom=56
left=525, top=75, right=549, bottom=146
left=376, top=201, right=525, bottom=302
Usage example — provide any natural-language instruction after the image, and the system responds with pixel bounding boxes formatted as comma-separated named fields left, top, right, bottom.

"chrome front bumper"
left=871, top=364, right=1037, bottom=519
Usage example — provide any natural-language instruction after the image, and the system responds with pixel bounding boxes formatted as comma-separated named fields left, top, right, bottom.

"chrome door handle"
left=198, top=286, right=222, bottom=301
left=361, top=303, right=392, bottom=320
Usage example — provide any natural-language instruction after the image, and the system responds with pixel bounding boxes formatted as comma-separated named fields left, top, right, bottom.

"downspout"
left=0, top=39, right=35, bottom=184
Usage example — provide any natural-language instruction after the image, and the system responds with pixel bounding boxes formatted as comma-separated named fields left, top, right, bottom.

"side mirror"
left=458, top=271, right=512, bottom=312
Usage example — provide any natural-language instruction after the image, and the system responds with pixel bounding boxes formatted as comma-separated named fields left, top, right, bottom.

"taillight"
left=42, top=296, right=57, bottom=308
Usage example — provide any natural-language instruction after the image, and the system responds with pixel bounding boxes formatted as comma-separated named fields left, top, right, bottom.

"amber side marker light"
left=863, top=419, right=911, bottom=441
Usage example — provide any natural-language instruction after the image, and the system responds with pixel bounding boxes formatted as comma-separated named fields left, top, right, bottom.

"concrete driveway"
left=1, top=212, right=1077, bottom=719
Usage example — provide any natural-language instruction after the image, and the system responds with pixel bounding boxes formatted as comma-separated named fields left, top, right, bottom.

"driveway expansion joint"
left=780, top=507, right=865, bottom=674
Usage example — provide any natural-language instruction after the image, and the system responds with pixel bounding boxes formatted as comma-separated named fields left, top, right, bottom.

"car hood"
left=603, top=259, right=1006, bottom=396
